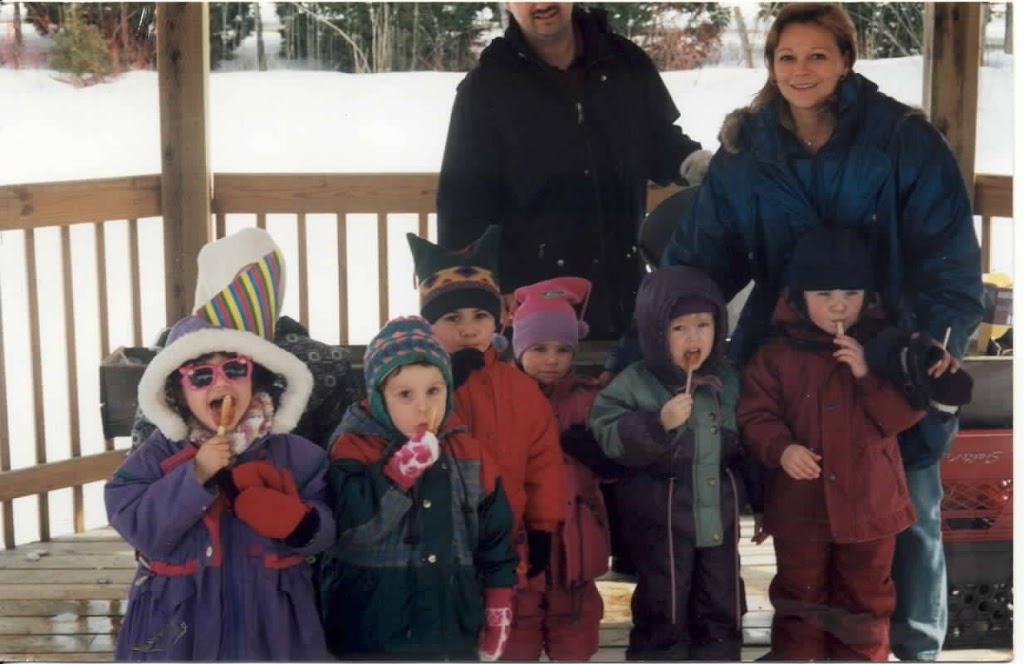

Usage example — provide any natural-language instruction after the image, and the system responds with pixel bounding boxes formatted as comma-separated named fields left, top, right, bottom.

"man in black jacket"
left=437, top=3, right=711, bottom=345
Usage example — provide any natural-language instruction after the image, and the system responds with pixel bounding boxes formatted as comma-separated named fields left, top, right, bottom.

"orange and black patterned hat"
left=406, top=225, right=502, bottom=324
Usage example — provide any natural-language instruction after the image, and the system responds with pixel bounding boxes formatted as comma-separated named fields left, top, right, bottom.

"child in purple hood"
left=105, top=246, right=334, bottom=661
left=589, top=265, right=762, bottom=661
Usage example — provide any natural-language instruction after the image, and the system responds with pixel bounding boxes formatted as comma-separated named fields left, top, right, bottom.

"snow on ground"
left=0, top=8, right=1017, bottom=543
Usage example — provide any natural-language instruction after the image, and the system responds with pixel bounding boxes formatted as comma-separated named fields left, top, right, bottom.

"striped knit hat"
left=192, top=227, right=286, bottom=339
left=136, top=229, right=312, bottom=441
left=406, top=225, right=502, bottom=324
left=364, top=316, right=454, bottom=434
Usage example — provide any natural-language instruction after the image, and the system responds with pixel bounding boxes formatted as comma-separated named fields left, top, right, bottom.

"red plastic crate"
left=939, top=429, right=1013, bottom=543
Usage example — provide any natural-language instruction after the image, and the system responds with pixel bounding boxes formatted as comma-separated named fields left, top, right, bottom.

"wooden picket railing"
left=0, top=172, right=1014, bottom=550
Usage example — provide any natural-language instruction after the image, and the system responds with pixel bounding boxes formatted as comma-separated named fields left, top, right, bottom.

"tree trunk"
left=733, top=6, right=753, bottom=68
left=13, top=2, right=23, bottom=61
left=254, top=1, right=267, bottom=71
left=1003, top=2, right=1011, bottom=53
left=497, top=2, right=508, bottom=31
left=410, top=2, right=419, bottom=70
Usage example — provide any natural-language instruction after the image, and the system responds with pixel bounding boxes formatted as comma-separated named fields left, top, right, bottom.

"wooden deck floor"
left=0, top=517, right=1011, bottom=662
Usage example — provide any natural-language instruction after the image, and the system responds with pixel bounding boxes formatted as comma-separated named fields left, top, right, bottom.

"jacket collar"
left=333, top=400, right=468, bottom=455
left=750, top=72, right=876, bottom=161
left=772, top=288, right=889, bottom=348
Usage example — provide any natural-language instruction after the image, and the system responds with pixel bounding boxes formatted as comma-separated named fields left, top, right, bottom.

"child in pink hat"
left=508, top=276, right=621, bottom=661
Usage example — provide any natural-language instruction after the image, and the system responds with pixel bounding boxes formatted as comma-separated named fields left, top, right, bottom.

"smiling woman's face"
left=772, top=21, right=850, bottom=113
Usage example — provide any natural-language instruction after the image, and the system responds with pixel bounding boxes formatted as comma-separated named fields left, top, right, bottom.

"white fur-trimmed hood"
left=137, top=320, right=313, bottom=442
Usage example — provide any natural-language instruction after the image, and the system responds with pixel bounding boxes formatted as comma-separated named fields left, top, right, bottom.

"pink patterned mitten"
left=382, top=426, right=439, bottom=490
left=477, top=587, right=513, bottom=662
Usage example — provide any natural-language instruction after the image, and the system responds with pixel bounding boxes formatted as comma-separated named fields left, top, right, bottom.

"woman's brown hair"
left=750, top=3, right=858, bottom=113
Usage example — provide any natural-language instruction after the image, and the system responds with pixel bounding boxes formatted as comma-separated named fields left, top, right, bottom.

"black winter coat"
left=437, top=7, right=702, bottom=339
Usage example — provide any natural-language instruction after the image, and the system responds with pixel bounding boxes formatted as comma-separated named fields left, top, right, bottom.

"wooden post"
left=157, top=3, right=211, bottom=323
left=922, top=3, right=982, bottom=205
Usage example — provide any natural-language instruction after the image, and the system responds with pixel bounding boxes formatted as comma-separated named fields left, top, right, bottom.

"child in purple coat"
left=105, top=246, right=334, bottom=661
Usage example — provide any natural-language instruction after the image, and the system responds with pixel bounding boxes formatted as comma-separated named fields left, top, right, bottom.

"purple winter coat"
left=105, top=431, right=335, bottom=661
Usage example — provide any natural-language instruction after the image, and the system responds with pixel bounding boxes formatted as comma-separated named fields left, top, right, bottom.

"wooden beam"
left=0, top=176, right=161, bottom=231
left=0, top=451, right=125, bottom=504
left=212, top=173, right=439, bottom=213
left=974, top=174, right=1013, bottom=218
left=157, top=3, right=211, bottom=322
left=923, top=3, right=982, bottom=202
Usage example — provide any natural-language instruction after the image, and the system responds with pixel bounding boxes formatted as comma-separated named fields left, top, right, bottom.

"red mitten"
left=477, top=587, right=513, bottom=662
left=232, top=460, right=286, bottom=492
left=234, top=486, right=311, bottom=539
left=382, top=426, right=439, bottom=490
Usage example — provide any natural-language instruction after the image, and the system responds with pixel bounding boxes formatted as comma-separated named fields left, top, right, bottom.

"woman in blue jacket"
left=662, top=4, right=983, bottom=661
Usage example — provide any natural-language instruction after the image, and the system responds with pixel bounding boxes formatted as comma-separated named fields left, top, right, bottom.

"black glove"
left=526, top=530, right=552, bottom=578
left=450, top=348, right=485, bottom=390
left=561, top=424, right=624, bottom=479
left=864, top=328, right=973, bottom=415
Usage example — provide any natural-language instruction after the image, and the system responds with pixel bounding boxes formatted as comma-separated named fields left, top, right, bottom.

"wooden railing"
left=0, top=172, right=1013, bottom=549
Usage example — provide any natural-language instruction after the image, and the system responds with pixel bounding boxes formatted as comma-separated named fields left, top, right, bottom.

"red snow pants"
left=502, top=580, right=603, bottom=661
left=770, top=535, right=897, bottom=661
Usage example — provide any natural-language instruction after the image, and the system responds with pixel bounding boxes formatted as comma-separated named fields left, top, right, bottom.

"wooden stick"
left=426, top=406, right=439, bottom=434
left=217, top=395, right=234, bottom=436
left=836, top=321, right=845, bottom=336
left=941, top=326, right=952, bottom=350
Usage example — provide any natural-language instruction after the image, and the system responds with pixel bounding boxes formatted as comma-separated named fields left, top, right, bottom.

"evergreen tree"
left=49, top=3, right=115, bottom=85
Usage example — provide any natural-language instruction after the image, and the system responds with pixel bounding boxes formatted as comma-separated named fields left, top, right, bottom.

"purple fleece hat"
left=511, top=277, right=592, bottom=360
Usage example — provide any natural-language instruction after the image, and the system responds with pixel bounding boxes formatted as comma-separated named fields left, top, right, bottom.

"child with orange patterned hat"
left=105, top=245, right=334, bottom=661
left=407, top=226, right=567, bottom=654
left=506, top=276, right=620, bottom=661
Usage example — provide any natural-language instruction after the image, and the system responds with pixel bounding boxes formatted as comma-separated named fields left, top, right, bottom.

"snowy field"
left=0, top=6, right=1017, bottom=543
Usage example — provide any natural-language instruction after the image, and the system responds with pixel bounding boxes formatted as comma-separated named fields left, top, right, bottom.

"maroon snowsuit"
left=504, top=372, right=611, bottom=661
left=738, top=294, right=924, bottom=660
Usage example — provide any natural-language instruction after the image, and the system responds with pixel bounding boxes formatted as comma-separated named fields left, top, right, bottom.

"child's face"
left=520, top=341, right=574, bottom=387
left=382, top=364, right=448, bottom=438
left=431, top=308, right=497, bottom=353
left=667, top=312, right=715, bottom=372
left=179, top=353, right=253, bottom=433
left=803, top=289, right=865, bottom=335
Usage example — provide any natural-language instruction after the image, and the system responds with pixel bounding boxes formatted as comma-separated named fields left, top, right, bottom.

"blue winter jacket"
left=663, top=73, right=984, bottom=468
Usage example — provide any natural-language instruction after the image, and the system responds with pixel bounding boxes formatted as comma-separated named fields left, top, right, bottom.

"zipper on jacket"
left=667, top=477, right=677, bottom=625
left=576, top=101, right=584, bottom=125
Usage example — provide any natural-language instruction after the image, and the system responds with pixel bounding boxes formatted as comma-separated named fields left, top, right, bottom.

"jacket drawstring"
left=667, top=476, right=677, bottom=626
left=725, top=467, right=742, bottom=631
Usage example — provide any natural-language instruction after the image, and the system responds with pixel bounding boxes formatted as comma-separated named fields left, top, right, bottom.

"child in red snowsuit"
left=737, top=227, right=925, bottom=660
left=505, top=276, right=622, bottom=661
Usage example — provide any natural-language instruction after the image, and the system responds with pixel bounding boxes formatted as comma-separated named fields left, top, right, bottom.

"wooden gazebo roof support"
left=157, top=3, right=211, bottom=322
left=923, top=3, right=982, bottom=205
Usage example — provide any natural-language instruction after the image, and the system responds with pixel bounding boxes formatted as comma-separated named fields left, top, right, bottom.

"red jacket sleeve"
left=856, top=371, right=926, bottom=438
left=737, top=347, right=800, bottom=468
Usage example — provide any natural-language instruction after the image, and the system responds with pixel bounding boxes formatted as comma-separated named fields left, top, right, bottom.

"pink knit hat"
left=510, top=277, right=591, bottom=360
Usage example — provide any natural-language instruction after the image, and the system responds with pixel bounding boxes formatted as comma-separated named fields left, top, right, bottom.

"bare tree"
left=1003, top=2, right=1011, bottom=54
left=733, top=5, right=753, bottom=68
left=254, top=2, right=267, bottom=71
left=497, top=2, right=508, bottom=30
left=294, top=2, right=371, bottom=72
left=13, top=1, right=24, bottom=64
